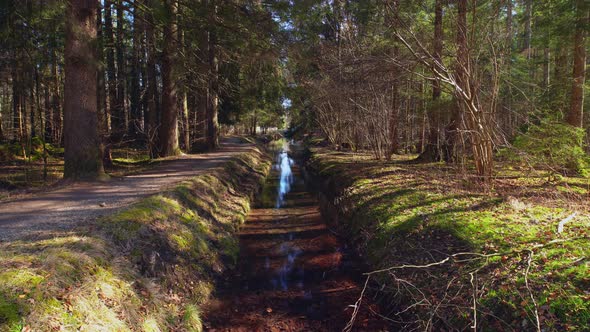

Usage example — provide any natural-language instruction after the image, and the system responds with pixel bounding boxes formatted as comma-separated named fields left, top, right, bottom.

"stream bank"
left=0, top=142, right=270, bottom=331
left=303, top=147, right=590, bottom=331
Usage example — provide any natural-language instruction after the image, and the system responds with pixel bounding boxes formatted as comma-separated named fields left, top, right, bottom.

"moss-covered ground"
left=307, top=148, right=589, bottom=331
left=0, top=145, right=270, bottom=331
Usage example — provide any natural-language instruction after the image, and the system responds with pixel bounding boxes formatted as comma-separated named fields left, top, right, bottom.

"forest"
left=0, top=0, right=588, bottom=184
left=0, top=0, right=588, bottom=331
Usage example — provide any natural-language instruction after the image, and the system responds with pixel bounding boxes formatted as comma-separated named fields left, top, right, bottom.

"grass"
left=0, top=144, right=271, bottom=331
left=0, top=235, right=150, bottom=331
left=307, top=147, right=590, bottom=331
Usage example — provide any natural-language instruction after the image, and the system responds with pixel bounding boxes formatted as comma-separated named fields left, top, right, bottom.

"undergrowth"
left=308, top=148, right=589, bottom=331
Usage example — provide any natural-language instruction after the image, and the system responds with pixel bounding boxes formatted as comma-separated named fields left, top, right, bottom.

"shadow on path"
left=0, top=139, right=254, bottom=241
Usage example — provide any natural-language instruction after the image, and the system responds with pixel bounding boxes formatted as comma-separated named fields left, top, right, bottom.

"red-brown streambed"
left=203, top=142, right=388, bottom=331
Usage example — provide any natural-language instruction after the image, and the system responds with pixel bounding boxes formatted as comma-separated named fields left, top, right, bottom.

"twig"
left=525, top=250, right=541, bottom=332
left=364, top=257, right=451, bottom=276
left=470, top=272, right=477, bottom=331
left=343, top=275, right=370, bottom=332
left=348, top=236, right=589, bottom=330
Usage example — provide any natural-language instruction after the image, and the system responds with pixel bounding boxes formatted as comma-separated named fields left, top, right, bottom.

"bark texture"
left=64, top=0, right=104, bottom=179
left=158, top=0, right=180, bottom=156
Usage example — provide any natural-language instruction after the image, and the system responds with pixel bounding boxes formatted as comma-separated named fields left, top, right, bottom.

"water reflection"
left=269, top=140, right=305, bottom=290
left=275, top=142, right=294, bottom=208
left=272, top=242, right=303, bottom=290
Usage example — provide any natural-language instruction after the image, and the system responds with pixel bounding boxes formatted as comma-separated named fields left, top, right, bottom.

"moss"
left=0, top=294, right=21, bottom=331
left=170, top=231, right=194, bottom=252
left=102, top=195, right=184, bottom=243
left=0, top=270, right=45, bottom=290
left=308, top=147, right=590, bottom=330
left=218, top=236, right=239, bottom=266
left=550, top=295, right=590, bottom=327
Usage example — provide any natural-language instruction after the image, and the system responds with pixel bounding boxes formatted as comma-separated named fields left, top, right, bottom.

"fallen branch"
left=343, top=236, right=590, bottom=331
left=524, top=250, right=541, bottom=332
left=343, top=276, right=370, bottom=332
left=557, top=212, right=577, bottom=234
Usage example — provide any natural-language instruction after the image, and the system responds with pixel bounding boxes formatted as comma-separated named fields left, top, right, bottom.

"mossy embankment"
left=0, top=144, right=271, bottom=331
left=306, top=148, right=589, bottom=331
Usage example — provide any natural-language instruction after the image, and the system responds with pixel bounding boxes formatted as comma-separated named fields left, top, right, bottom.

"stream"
left=203, top=141, right=387, bottom=331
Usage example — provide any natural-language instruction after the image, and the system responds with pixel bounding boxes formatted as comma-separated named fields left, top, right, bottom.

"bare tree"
left=392, top=0, right=495, bottom=181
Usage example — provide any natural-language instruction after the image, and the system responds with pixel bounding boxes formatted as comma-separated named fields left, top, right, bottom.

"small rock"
left=99, top=202, right=107, bottom=207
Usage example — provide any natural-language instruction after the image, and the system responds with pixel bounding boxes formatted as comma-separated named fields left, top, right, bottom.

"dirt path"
left=203, top=145, right=388, bottom=331
left=0, top=139, right=254, bottom=241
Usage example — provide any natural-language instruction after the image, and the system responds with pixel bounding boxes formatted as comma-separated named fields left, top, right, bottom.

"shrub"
left=513, top=121, right=589, bottom=176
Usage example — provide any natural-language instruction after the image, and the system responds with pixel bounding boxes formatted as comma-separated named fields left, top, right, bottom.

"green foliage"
left=513, top=121, right=589, bottom=176
left=182, top=304, right=203, bottom=332
left=0, top=293, right=21, bottom=331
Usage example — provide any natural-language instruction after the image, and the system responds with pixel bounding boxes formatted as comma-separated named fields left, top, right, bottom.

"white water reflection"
left=276, top=142, right=295, bottom=208
left=272, top=243, right=302, bottom=290
left=270, top=140, right=303, bottom=291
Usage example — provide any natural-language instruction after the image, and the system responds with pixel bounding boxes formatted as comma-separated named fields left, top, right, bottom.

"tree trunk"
left=103, top=0, right=116, bottom=163
left=567, top=0, right=588, bottom=128
left=34, top=64, right=43, bottom=141
left=129, top=0, right=143, bottom=139
left=97, top=1, right=111, bottom=167
left=44, top=50, right=54, bottom=144
left=158, top=0, right=180, bottom=156
left=445, top=0, right=471, bottom=165
left=0, top=95, right=3, bottom=141
left=206, top=0, right=219, bottom=150
left=51, top=50, right=62, bottom=145
left=0, top=87, right=3, bottom=141
left=145, top=0, right=159, bottom=158
left=182, top=91, right=190, bottom=151
left=104, top=0, right=118, bottom=141
left=64, top=0, right=105, bottom=179
left=0, top=84, right=8, bottom=142
left=12, top=61, right=23, bottom=143
left=115, top=0, right=127, bottom=136
left=417, top=0, right=443, bottom=162
left=193, top=3, right=209, bottom=152
left=177, top=8, right=190, bottom=151
left=455, top=0, right=494, bottom=182
left=542, top=47, right=550, bottom=89
left=388, top=78, right=400, bottom=157
left=523, top=0, right=532, bottom=58
left=503, top=0, right=513, bottom=137
left=30, top=69, right=36, bottom=139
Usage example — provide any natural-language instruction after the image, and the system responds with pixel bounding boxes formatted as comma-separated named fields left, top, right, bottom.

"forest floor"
left=307, top=147, right=590, bottom=330
left=0, top=144, right=165, bottom=201
left=0, top=137, right=253, bottom=241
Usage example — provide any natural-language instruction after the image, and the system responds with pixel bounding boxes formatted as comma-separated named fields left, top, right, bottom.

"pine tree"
left=63, top=0, right=104, bottom=179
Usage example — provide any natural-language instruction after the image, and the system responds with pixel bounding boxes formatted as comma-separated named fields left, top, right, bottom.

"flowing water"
left=203, top=141, right=387, bottom=331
